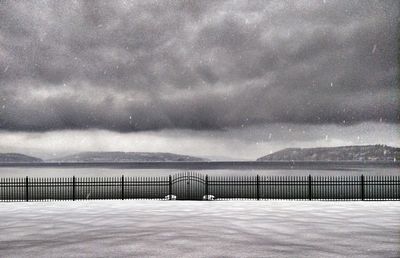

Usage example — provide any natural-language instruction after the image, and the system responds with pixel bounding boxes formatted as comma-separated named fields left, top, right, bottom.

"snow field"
left=0, top=200, right=399, bottom=257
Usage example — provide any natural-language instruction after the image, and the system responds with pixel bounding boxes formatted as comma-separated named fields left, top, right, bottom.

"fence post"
left=169, top=175, right=172, bottom=200
left=205, top=175, right=209, bottom=198
left=256, top=175, right=260, bottom=200
left=308, top=175, right=312, bottom=201
left=72, top=176, right=76, bottom=201
left=25, top=176, right=29, bottom=202
left=361, top=174, right=364, bottom=201
left=121, top=175, right=124, bottom=200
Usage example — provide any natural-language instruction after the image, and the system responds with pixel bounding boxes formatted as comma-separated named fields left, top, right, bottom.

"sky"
left=0, top=0, right=399, bottom=160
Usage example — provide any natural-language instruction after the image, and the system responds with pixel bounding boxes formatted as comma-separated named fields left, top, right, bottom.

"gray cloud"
left=0, top=0, right=398, bottom=132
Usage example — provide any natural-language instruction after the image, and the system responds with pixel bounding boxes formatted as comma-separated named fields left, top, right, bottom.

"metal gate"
left=171, top=172, right=207, bottom=200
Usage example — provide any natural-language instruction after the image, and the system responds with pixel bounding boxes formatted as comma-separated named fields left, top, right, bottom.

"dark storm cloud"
left=0, top=0, right=398, bottom=132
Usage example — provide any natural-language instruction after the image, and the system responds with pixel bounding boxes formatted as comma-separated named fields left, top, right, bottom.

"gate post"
left=361, top=174, right=364, bottom=201
left=169, top=175, right=172, bottom=200
left=205, top=175, right=209, bottom=198
left=121, top=175, right=124, bottom=200
left=72, top=176, right=76, bottom=201
left=256, top=175, right=260, bottom=200
left=308, top=175, right=312, bottom=201
left=25, top=176, right=29, bottom=202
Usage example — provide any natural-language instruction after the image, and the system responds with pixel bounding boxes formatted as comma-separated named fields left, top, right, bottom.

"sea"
left=0, top=161, right=398, bottom=178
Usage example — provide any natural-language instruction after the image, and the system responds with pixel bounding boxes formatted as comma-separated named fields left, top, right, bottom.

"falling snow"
left=372, top=44, right=377, bottom=54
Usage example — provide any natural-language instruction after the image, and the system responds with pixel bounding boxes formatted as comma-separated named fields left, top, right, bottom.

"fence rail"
left=0, top=173, right=399, bottom=201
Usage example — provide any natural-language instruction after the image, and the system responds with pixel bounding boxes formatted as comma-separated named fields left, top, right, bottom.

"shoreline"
left=0, top=160, right=398, bottom=170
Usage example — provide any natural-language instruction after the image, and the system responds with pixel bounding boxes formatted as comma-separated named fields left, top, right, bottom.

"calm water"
left=0, top=163, right=398, bottom=178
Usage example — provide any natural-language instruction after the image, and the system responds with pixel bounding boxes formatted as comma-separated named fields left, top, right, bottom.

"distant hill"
left=0, top=153, right=43, bottom=163
left=50, top=152, right=208, bottom=162
left=257, top=145, right=400, bottom=161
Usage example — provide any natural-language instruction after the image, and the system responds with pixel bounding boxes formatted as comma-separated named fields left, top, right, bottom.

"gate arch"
left=171, top=172, right=207, bottom=200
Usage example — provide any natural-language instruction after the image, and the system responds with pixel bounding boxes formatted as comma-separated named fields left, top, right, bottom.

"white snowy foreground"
left=0, top=201, right=399, bottom=258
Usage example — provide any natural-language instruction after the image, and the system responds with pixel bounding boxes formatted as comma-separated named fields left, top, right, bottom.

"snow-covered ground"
left=0, top=201, right=399, bottom=257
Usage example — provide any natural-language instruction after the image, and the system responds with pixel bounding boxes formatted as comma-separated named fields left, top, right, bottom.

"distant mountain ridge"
left=257, top=145, right=399, bottom=161
left=50, top=152, right=208, bottom=162
left=0, top=153, right=43, bottom=163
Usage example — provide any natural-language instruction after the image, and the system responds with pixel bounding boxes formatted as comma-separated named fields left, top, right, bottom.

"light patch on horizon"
left=0, top=122, right=398, bottom=160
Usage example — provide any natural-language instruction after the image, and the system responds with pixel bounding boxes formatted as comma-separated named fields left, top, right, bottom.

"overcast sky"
left=0, top=0, right=399, bottom=159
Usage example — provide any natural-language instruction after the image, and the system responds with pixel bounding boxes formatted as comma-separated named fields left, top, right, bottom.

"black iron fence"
left=0, top=172, right=399, bottom=201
